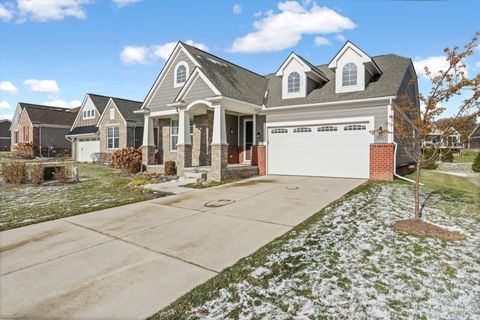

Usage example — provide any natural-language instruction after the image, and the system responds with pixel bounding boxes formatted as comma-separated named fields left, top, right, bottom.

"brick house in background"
left=0, top=119, right=11, bottom=151
left=10, top=103, right=78, bottom=156
left=67, top=94, right=152, bottom=162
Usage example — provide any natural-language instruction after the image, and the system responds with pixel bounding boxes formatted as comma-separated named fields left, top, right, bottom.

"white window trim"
left=174, top=61, right=189, bottom=88
left=287, top=72, right=300, bottom=93
left=83, top=108, right=95, bottom=120
left=342, top=63, right=358, bottom=87
left=106, top=125, right=120, bottom=150
left=170, top=119, right=179, bottom=151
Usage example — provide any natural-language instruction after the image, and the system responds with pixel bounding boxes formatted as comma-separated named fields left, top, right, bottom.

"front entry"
left=243, top=119, right=253, bottom=162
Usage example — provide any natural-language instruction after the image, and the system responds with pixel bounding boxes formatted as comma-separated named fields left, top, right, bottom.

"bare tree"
left=394, top=32, right=480, bottom=219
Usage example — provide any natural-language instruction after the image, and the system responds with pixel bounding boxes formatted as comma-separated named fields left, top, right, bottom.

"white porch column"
left=253, top=113, right=257, bottom=146
left=211, top=104, right=228, bottom=181
left=176, top=108, right=192, bottom=176
left=142, top=116, right=155, bottom=146
left=212, top=104, right=227, bottom=145
left=177, top=108, right=191, bottom=146
left=141, top=115, right=156, bottom=165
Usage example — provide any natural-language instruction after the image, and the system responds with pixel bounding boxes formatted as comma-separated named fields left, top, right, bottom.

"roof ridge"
left=19, top=102, right=74, bottom=111
left=111, top=96, right=143, bottom=104
left=180, top=41, right=266, bottom=79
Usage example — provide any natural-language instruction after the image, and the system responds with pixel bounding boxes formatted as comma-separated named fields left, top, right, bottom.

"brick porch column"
left=141, top=115, right=155, bottom=165
left=176, top=108, right=192, bottom=177
left=370, top=143, right=395, bottom=181
left=210, top=104, right=227, bottom=181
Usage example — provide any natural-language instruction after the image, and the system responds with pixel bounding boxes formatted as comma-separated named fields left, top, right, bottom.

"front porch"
left=140, top=98, right=266, bottom=181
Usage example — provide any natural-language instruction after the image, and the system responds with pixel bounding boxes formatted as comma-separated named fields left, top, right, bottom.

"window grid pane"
left=288, top=72, right=300, bottom=93
left=177, top=65, right=187, bottom=84
left=342, top=63, right=357, bottom=86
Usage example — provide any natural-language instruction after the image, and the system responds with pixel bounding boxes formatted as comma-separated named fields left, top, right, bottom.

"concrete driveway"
left=0, top=175, right=364, bottom=319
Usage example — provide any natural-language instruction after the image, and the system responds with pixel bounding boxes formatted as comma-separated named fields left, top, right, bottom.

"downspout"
left=39, top=125, right=43, bottom=158
left=389, top=98, right=421, bottom=185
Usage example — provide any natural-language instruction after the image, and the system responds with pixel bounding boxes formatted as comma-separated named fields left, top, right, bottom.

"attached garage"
left=77, top=138, right=100, bottom=162
left=267, top=119, right=373, bottom=179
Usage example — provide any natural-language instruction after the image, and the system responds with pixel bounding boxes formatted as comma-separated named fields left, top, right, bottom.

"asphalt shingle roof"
left=111, top=97, right=143, bottom=123
left=19, top=103, right=78, bottom=126
left=67, top=125, right=98, bottom=136
left=181, top=42, right=412, bottom=108
left=181, top=42, right=269, bottom=106
left=264, top=54, right=412, bottom=107
left=87, top=93, right=111, bottom=114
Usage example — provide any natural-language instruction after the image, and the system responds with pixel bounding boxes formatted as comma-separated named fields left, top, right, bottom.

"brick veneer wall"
left=370, top=143, right=395, bottom=181
left=251, top=145, right=266, bottom=176
left=228, top=146, right=240, bottom=164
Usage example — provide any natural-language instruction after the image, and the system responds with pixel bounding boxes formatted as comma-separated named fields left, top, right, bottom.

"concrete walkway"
left=0, top=175, right=364, bottom=319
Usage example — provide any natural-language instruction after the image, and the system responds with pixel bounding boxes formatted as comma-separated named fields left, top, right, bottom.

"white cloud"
left=335, top=34, right=346, bottom=42
left=253, top=10, right=262, bottom=17
left=0, top=114, right=13, bottom=120
left=113, top=0, right=142, bottom=8
left=476, top=61, right=480, bottom=68
left=314, top=36, right=330, bottom=46
left=17, top=0, right=91, bottom=23
left=23, top=79, right=60, bottom=94
left=0, top=100, right=11, bottom=110
left=120, top=46, right=149, bottom=64
left=121, top=40, right=209, bottom=64
left=0, top=4, right=13, bottom=22
left=413, top=56, right=468, bottom=80
left=44, top=99, right=81, bottom=108
left=229, top=1, right=356, bottom=53
left=0, top=81, right=18, bottom=93
left=233, top=4, right=242, bottom=14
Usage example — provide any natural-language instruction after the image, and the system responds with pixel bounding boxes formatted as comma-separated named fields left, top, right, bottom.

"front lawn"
left=453, top=150, right=479, bottom=163
left=0, top=163, right=168, bottom=231
left=152, top=172, right=480, bottom=319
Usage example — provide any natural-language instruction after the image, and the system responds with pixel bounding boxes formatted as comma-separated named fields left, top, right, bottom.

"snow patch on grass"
left=187, top=184, right=480, bottom=319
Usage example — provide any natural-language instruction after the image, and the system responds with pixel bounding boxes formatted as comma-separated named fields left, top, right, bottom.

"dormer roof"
left=275, top=52, right=329, bottom=82
left=328, top=41, right=382, bottom=75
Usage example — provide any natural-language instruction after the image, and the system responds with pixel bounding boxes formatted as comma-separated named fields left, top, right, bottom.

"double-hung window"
left=107, top=126, right=119, bottom=149
left=171, top=119, right=179, bottom=151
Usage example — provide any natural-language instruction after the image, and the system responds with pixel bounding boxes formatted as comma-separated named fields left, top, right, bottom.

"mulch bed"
left=393, top=219, right=465, bottom=240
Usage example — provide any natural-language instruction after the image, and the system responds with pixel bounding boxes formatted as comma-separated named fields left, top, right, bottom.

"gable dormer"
left=328, top=41, right=381, bottom=94
left=276, top=53, right=328, bottom=100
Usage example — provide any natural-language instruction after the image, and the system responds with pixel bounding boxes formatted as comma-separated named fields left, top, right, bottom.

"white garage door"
left=77, top=138, right=100, bottom=162
left=267, top=121, right=372, bottom=178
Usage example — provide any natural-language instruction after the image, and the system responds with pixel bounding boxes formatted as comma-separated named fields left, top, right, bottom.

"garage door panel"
left=77, top=140, right=100, bottom=162
left=267, top=122, right=371, bottom=179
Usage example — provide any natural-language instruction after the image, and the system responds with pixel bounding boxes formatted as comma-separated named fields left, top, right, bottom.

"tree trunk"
left=414, top=163, right=421, bottom=219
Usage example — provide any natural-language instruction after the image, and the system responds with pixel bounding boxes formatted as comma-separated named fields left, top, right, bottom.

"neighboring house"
left=468, top=124, right=480, bottom=149
left=139, top=41, right=420, bottom=181
left=424, top=125, right=464, bottom=149
left=67, top=93, right=146, bottom=162
left=10, top=103, right=78, bottom=156
left=0, top=120, right=11, bottom=151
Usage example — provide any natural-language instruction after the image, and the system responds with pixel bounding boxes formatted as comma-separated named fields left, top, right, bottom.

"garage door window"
left=318, top=125, right=338, bottom=132
left=344, top=124, right=366, bottom=131
left=293, top=127, right=312, bottom=133
left=271, top=128, right=288, bottom=134
left=107, top=126, right=119, bottom=149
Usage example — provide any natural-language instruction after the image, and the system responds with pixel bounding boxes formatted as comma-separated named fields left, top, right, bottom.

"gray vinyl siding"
left=225, top=114, right=239, bottom=146
left=182, top=77, right=216, bottom=105
left=265, top=104, right=388, bottom=143
left=39, top=127, right=71, bottom=149
left=148, top=51, right=196, bottom=112
left=394, top=64, right=418, bottom=165
left=306, top=77, right=317, bottom=95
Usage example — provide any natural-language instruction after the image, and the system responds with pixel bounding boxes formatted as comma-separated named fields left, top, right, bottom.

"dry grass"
left=393, top=219, right=465, bottom=240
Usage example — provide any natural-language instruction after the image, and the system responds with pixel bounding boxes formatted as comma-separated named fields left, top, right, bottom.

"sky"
left=1, top=0, right=479, bottom=120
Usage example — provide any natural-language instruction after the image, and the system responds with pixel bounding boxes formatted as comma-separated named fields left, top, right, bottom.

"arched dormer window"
left=174, top=61, right=189, bottom=87
left=287, top=72, right=300, bottom=93
left=342, top=63, right=357, bottom=86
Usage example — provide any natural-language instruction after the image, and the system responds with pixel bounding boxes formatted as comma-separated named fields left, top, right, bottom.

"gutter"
left=388, top=98, right=423, bottom=185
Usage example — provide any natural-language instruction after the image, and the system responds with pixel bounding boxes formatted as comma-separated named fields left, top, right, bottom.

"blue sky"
left=1, top=0, right=479, bottom=120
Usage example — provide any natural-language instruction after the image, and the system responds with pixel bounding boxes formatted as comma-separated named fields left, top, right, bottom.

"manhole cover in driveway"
left=204, top=199, right=235, bottom=208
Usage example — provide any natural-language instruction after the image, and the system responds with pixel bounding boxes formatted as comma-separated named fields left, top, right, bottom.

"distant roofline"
left=88, top=93, right=142, bottom=104
left=18, top=102, right=77, bottom=112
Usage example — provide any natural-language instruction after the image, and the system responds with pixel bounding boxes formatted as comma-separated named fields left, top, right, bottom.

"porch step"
left=146, top=164, right=164, bottom=173
left=184, top=166, right=210, bottom=179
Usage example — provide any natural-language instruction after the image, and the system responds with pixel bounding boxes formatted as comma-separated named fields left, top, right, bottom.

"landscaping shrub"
left=13, top=143, right=39, bottom=159
left=164, top=161, right=176, bottom=176
left=53, top=166, right=71, bottom=183
left=472, top=152, right=480, bottom=172
left=30, top=164, right=45, bottom=185
left=441, top=150, right=454, bottom=162
left=422, top=148, right=439, bottom=169
left=92, top=152, right=111, bottom=165
left=109, top=147, right=142, bottom=173
left=2, top=162, right=27, bottom=184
